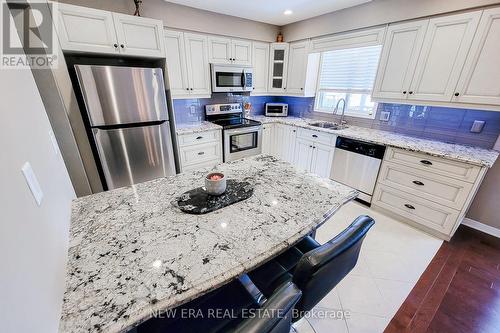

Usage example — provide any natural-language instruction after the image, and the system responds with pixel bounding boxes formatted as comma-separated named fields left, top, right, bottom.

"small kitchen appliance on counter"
left=265, top=103, right=288, bottom=117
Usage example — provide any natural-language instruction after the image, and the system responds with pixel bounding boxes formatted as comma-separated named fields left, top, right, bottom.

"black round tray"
left=176, top=180, right=254, bottom=214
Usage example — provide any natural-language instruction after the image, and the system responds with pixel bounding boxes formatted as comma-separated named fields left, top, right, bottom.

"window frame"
left=313, top=47, right=380, bottom=119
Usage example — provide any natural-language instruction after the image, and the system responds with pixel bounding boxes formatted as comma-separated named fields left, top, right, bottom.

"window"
left=314, top=45, right=382, bottom=118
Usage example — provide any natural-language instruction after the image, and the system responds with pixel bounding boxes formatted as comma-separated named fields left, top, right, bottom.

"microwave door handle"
left=242, top=70, right=246, bottom=89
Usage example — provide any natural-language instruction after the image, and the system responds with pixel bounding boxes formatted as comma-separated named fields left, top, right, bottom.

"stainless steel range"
left=205, top=103, right=262, bottom=162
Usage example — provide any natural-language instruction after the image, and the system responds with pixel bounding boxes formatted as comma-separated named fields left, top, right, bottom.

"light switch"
left=470, top=120, right=485, bottom=133
left=21, top=162, right=44, bottom=206
left=189, top=105, right=197, bottom=115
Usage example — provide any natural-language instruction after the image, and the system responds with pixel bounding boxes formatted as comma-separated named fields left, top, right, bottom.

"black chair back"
left=292, top=215, right=375, bottom=313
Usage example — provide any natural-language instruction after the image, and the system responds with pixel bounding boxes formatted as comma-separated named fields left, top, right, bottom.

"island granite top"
left=248, top=116, right=498, bottom=168
left=60, top=155, right=358, bottom=333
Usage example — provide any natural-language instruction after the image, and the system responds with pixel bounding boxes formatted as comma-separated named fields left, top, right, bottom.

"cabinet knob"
left=454, top=92, right=460, bottom=96
left=120, top=44, right=125, bottom=48
left=312, top=134, right=318, bottom=138
left=404, top=204, right=415, bottom=210
left=284, top=87, right=286, bottom=90
left=198, top=151, right=205, bottom=155
left=403, top=91, right=407, bottom=94
left=113, top=43, right=118, bottom=48
left=301, top=88, right=304, bottom=90
left=408, top=91, right=413, bottom=94
left=186, top=88, right=189, bottom=91
left=190, top=88, right=193, bottom=91
left=309, top=145, right=312, bottom=148
left=420, top=160, right=433, bottom=165
left=412, top=180, right=425, bottom=186
left=196, top=136, right=203, bottom=140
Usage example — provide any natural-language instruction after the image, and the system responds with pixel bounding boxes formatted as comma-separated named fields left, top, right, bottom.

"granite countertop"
left=60, top=155, right=358, bottom=333
left=175, top=121, right=222, bottom=135
left=249, top=116, right=499, bottom=168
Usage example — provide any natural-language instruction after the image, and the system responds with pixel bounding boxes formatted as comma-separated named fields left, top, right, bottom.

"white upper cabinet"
left=55, top=3, right=165, bottom=57
left=232, top=39, right=253, bottom=65
left=286, top=41, right=309, bottom=95
left=252, top=42, right=270, bottom=94
left=112, top=13, right=165, bottom=57
left=372, top=20, right=429, bottom=100
left=268, top=43, right=289, bottom=93
left=454, top=7, right=500, bottom=106
left=164, top=30, right=189, bottom=97
left=56, top=3, right=118, bottom=54
left=408, top=12, right=481, bottom=102
left=184, top=33, right=211, bottom=96
left=208, top=36, right=232, bottom=64
left=208, top=37, right=252, bottom=65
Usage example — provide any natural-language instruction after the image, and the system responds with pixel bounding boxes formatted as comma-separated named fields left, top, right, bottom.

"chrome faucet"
left=333, top=98, right=347, bottom=128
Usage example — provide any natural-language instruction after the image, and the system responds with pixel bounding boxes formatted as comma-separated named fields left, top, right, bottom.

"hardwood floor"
left=385, top=225, right=500, bottom=333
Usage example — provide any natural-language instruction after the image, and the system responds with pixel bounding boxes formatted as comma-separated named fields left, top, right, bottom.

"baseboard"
left=462, top=218, right=500, bottom=238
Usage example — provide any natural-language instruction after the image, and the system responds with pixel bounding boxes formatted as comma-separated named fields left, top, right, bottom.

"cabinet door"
left=262, top=124, right=274, bottom=155
left=408, top=12, right=481, bottom=102
left=56, top=3, right=118, bottom=54
left=208, top=36, right=232, bottom=64
left=232, top=39, right=252, bottom=65
left=286, top=41, right=309, bottom=95
left=293, top=138, right=314, bottom=172
left=184, top=33, right=211, bottom=96
left=113, top=14, right=165, bottom=57
left=273, top=124, right=286, bottom=159
left=268, top=43, right=289, bottom=93
left=252, top=42, right=270, bottom=94
left=372, top=20, right=428, bottom=100
left=454, top=7, right=500, bottom=105
left=164, top=30, right=190, bottom=97
left=310, top=142, right=335, bottom=178
left=283, top=126, right=298, bottom=163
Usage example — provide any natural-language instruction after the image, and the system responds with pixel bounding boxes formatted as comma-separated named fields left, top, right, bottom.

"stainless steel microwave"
left=265, top=103, right=288, bottom=117
left=211, top=64, right=253, bottom=93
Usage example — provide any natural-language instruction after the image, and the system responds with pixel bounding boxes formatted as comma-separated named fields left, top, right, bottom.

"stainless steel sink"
left=309, top=122, right=347, bottom=130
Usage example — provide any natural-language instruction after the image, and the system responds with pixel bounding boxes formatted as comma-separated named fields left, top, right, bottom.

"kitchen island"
left=60, top=155, right=358, bottom=333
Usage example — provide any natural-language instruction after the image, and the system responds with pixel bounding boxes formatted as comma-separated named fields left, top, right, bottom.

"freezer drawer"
left=93, top=122, right=175, bottom=189
left=75, top=65, right=168, bottom=126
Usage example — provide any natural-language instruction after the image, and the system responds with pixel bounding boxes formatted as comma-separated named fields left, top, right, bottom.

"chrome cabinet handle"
left=312, top=134, right=318, bottom=138
left=404, top=204, right=415, bottom=210
left=413, top=180, right=424, bottom=186
left=196, top=136, right=203, bottom=140
left=420, top=160, right=433, bottom=165
left=198, top=152, right=205, bottom=155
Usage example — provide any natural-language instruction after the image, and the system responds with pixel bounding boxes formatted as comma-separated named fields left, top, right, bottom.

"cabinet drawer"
left=182, top=159, right=220, bottom=172
left=297, top=128, right=334, bottom=145
left=178, top=130, right=220, bottom=147
left=372, top=184, right=459, bottom=235
left=179, top=142, right=222, bottom=166
left=385, top=147, right=481, bottom=183
left=378, top=162, right=474, bottom=210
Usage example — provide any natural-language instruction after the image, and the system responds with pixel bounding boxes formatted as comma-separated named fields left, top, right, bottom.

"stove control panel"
left=205, top=103, right=243, bottom=116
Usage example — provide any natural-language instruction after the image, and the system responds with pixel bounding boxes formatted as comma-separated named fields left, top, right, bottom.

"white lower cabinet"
left=372, top=147, right=486, bottom=240
left=262, top=123, right=275, bottom=155
left=292, top=129, right=335, bottom=178
left=177, top=129, right=222, bottom=173
left=310, top=142, right=335, bottom=178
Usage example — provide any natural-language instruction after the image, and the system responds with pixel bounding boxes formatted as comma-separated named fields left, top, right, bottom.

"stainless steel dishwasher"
left=330, top=137, right=386, bottom=204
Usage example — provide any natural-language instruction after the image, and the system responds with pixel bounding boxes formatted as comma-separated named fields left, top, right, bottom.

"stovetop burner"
left=205, top=103, right=261, bottom=129
left=210, top=117, right=261, bottom=129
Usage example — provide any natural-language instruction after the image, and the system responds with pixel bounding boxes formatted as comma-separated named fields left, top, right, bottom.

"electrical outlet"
left=470, top=120, right=485, bottom=133
left=380, top=111, right=391, bottom=122
left=189, top=105, right=197, bottom=115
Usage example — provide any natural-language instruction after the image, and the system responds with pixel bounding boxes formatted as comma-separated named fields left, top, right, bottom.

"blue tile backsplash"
left=172, top=94, right=500, bottom=149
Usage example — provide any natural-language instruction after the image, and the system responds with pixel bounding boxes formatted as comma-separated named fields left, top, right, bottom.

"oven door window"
left=267, top=106, right=284, bottom=114
left=216, top=72, right=243, bottom=87
left=230, top=132, right=258, bottom=153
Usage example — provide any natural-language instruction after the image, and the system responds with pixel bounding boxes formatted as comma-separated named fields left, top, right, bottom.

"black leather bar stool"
left=248, top=215, right=375, bottom=319
left=136, top=278, right=301, bottom=333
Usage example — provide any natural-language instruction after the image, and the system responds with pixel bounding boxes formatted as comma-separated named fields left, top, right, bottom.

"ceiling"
left=164, top=0, right=373, bottom=26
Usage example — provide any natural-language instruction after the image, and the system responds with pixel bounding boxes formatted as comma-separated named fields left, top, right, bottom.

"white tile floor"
left=295, top=201, right=443, bottom=333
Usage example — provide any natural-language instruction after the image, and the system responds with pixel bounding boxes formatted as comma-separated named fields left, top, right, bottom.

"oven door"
left=211, top=64, right=253, bottom=93
left=224, top=126, right=262, bottom=161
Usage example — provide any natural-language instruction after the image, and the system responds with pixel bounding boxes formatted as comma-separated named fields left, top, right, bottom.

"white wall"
left=57, top=0, right=279, bottom=42
left=0, top=17, right=76, bottom=333
left=282, top=0, right=500, bottom=41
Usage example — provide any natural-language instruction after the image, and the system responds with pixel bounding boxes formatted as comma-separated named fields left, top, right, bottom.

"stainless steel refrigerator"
left=75, top=65, right=176, bottom=190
